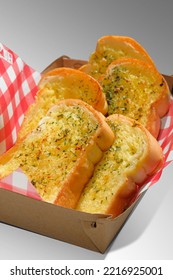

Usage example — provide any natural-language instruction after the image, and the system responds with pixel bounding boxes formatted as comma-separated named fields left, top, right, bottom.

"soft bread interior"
left=39, top=68, right=107, bottom=114
left=18, top=68, right=107, bottom=140
left=80, top=35, right=155, bottom=79
left=21, top=104, right=100, bottom=203
left=76, top=114, right=163, bottom=217
left=102, top=59, right=166, bottom=116
left=0, top=100, right=114, bottom=205
left=100, top=58, right=170, bottom=137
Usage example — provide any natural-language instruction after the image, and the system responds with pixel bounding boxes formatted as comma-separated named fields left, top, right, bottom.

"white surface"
left=0, top=0, right=173, bottom=260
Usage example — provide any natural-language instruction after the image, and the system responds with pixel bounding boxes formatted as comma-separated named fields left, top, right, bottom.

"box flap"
left=163, top=74, right=173, bottom=94
left=42, top=56, right=87, bottom=74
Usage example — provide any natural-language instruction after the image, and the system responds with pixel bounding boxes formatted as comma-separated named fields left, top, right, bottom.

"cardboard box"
left=0, top=53, right=173, bottom=253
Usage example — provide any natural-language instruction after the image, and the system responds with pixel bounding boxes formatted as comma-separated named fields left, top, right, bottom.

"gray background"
left=0, top=0, right=173, bottom=260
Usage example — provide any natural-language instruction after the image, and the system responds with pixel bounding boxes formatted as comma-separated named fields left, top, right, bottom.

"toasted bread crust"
left=101, top=58, right=170, bottom=138
left=52, top=100, right=115, bottom=208
left=17, top=67, right=108, bottom=141
left=39, top=67, right=108, bottom=114
left=79, top=36, right=170, bottom=138
left=0, top=99, right=114, bottom=208
left=76, top=114, right=163, bottom=217
left=105, top=114, right=164, bottom=217
left=106, top=58, right=170, bottom=115
left=96, top=36, right=155, bottom=64
left=80, top=35, right=156, bottom=79
left=107, top=115, right=163, bottom=180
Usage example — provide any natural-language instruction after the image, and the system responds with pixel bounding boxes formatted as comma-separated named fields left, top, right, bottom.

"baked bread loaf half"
left=0, top=99, right=114, bottom=208
left=100, top=58, right=170, bottom=138
left=80, top=35, right=156, bottom=80
left=18, top=67, right=108, bottom=140
left=76, top=114, right=164, bottom=218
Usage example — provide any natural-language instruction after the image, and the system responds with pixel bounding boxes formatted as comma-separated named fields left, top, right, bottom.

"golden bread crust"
left=76, top=114, right=163, bottom=217
left=106, top=114, right=164, bottom=217
left=17, top=67, right=108, bottom=141
left=101, top=58, right=170, bottom=138
left=0, top=99, right=114, bottom=208
left=39, top=67, right=108, bottom=114
left=80, top=35, right=156, bottom=79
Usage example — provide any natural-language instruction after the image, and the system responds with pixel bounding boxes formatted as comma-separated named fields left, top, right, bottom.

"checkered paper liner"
left=0, top=43, right=41, bottom=200
left=0, top=43, right=173, bottom=202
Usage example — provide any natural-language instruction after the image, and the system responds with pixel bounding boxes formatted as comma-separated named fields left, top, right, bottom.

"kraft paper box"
left=0, top=45, right=173, bottom=253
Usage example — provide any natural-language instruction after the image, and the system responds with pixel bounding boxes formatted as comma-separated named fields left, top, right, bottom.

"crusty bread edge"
left=96, top=35, right=156, bottom=67
left=38, top=67, right=108, bottom=115
left=79, top=35, right=157, bottom=76
left=104, top=58, right=171, bottom=138
left=43, top=99, right=114, bottom=208
left=105, top=114, right=164, bottom=217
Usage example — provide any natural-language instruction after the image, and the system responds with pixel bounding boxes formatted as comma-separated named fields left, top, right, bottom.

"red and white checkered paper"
left=0, top=43, right=173, bottom=202
left=0, top=43, right=42, bottom=200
